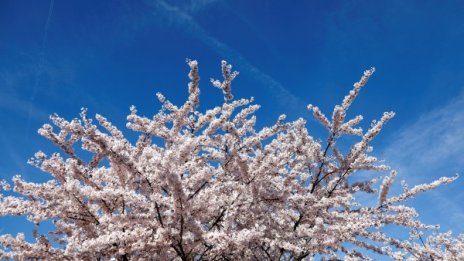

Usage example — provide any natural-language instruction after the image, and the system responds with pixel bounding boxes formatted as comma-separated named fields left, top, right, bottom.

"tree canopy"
left=0, top=61, right=462, bottom=260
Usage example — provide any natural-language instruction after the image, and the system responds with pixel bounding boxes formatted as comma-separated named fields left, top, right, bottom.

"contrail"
left=42, top=0, right=55, bottom=48
left=152, top=0, right=305, bottom=112
left=25, top=0, right=55, bottom=141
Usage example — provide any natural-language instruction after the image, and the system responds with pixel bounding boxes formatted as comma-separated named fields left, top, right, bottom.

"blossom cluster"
left=0, top=60, right=461, bottom=260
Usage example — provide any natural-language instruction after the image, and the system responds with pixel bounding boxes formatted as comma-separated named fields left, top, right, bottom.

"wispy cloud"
left=0, top=93, right=49, bottom=121
left=382, top=93, right=464, bottom=174
left=381, top=92, right=464, bottom=230
left=182, top=0, right=221, bottom=14
left=148, top=0, right=305, bottom=111
left=0, top=130, right=28, bottom=176
left=0, top=91, right=50, bottom=178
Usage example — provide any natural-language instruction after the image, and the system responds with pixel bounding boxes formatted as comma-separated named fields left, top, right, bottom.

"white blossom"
left=0, top=61, right=461, bottom=260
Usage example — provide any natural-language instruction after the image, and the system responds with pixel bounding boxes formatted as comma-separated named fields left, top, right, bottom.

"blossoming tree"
left=0, top=61, right=462, bottom=260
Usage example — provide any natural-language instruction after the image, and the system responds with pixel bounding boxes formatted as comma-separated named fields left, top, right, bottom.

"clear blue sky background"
left=0, top=0, right=463, bottom=249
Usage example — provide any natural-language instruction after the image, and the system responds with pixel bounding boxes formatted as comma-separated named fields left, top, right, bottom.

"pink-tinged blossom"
left=0, top=61, right=461, bottom=260
left=379, top=170, right=398, bottom=205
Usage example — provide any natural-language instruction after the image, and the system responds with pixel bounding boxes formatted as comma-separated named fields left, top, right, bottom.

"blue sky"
left=0, top=0, right=463, bottom=247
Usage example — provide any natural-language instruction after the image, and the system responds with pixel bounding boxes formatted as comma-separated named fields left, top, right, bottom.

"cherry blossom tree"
left=0, top=60, right=462, bottom=260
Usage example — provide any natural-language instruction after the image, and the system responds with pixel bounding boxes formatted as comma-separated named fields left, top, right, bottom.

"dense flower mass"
left=0, top=61, right=462, bottom=260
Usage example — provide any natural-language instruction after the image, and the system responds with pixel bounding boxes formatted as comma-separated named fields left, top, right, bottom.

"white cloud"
left=382, top=93, right=464, bottom=174
left=381, top=92, right=464, bottom=230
